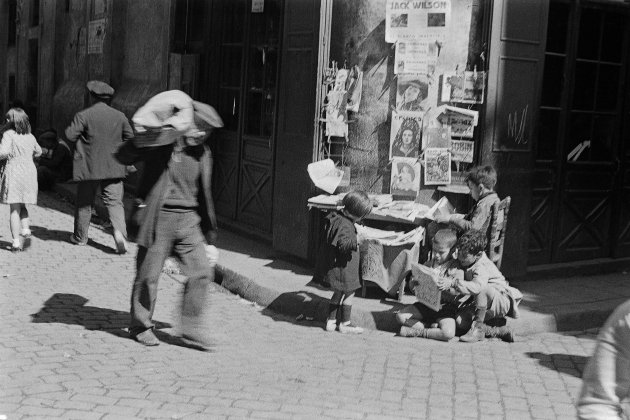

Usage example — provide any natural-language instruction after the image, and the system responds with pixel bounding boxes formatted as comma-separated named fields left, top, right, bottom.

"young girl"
left=317, top=190, right=372, bottom=334
left=0, top=108, right=42, bottom=251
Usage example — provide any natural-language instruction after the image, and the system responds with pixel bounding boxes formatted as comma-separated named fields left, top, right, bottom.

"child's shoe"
left=325, top=319, right=337, bottom=332
left=20, top=228, right=31, bottom=237
left=10, top=239, right=22, bottom=252
left=460, top=322, right=486, bottom=343
left=338, top=322, right=363, bottom=334
left=485, top=325, right=515, bottom=343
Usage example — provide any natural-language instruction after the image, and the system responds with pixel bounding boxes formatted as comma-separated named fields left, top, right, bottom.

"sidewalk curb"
left=52, top=183, right=617, bottom=336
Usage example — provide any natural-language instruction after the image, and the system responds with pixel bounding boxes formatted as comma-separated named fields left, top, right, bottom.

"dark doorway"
left=530, top=1, right=630, bottom=264
left=208, top=0, right=284, bottom=238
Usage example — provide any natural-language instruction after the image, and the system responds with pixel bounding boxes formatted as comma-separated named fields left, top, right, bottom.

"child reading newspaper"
left=395, top=229, right=470, bottom=340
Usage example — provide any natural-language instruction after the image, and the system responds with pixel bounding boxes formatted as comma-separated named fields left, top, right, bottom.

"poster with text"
left=395, top=37, right=439, bottom=75
left=424, top=147, right=451, bottom=185
left=391, top=157, right=421, bottom=198
left=88, top=19, right=106, bottom=54
left=386, top=0, right=451, bottom=43
left=450, top=140, right=474, bottom=163
left=390, top=111, right=423, bottom=159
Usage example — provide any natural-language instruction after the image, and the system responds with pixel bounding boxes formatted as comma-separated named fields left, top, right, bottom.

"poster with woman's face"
left=390, top=157, right=421, bottom=198
left=396, top=74, right=429, bottom=112
left=390, top=112, right=423, bottom=159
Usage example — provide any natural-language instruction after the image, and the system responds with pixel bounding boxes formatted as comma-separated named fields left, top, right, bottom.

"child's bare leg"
left=396, top=304, right=426, bottom=329
left=461, top=286, right=509, bottom=343
left=338, top=292, right=363, bottom=334
left=325, top=291, right=343, bottom=331
left=9, top=204, right=22, bottom=246
left=419, top=317, right=456, bottom=341
left=19, top=205, right=30, bottom=235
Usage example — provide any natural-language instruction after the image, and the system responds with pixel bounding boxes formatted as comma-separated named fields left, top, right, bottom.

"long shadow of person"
left=526, top=351, right=589, bottom=378
left=29, top=226, right=120, bottom=254
left=30, top=293, right=210, bottom=351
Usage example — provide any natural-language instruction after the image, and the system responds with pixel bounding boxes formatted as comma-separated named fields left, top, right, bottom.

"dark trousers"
left=129, top=208, right=214, bottom=334
left=74, top=179, right=127, bottom=243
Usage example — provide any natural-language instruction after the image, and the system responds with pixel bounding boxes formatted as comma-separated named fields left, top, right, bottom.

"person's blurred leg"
left=73, top=181, right=98, bottom=244
left=101, top=179, right=127, bottom=253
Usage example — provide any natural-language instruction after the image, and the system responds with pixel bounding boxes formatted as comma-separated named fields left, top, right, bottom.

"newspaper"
left=424, top=196, right=456, bottom=220
left=411, top=263, right=442, bottom=311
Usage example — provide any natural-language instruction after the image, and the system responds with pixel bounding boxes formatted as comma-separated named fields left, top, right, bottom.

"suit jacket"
left=65, top=101, right=133, bottom=181
left=115, top=140, right=218, bottom=248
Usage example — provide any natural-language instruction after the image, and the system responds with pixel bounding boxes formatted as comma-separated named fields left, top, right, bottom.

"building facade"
left=1, top=0, right=628, bottom=279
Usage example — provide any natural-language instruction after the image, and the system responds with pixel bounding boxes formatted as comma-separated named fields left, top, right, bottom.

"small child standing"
left=396, top=229, right=466, bottom=341
left=439, top=230, right=522, bottom=342
left=318, top=190, right=372, bottom=334
left=0, top=108, right=42, bottom=251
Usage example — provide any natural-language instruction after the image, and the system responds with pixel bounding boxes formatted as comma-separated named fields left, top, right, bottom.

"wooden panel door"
left=210, top=0, right=282, bottom=235
left=530, top=1, right=630, bottom=264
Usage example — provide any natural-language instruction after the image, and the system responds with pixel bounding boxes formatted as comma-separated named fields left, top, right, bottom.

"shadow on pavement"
left=260, top=291, right=330, bottom=329
left=30, top=225, right=119, bottom=254
left=526, top=351, right=590, bottom=378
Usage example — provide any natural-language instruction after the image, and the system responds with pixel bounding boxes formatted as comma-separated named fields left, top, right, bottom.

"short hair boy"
left=396, top=229, right=467, bottom=341
left=435, top=165, right=499, bottom=235
left=438, top=230, right=522, bottom=342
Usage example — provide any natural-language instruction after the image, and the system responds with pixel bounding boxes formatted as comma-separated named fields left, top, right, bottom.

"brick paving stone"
left=0, top=191, right=601, bottom=419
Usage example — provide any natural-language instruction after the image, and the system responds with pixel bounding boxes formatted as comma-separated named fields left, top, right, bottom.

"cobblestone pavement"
left=0, top=191, right=597, bottom=420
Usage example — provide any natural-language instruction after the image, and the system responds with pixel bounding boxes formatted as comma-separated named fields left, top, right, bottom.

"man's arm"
left=64, top=112, right=86, bottom=143
left=114, top=140, right=141, bottom=166
left=122, top=117, right=134, bottom=142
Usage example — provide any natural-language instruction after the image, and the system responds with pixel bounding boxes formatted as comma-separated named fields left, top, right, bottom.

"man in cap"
left=65, top=80, right=133, bottom=254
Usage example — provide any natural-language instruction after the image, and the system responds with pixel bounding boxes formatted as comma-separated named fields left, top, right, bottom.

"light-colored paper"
left=390, top=157, right=421, bottom=198
left=441, top=71, right=486, bottom=104
left=424, top=196, right=455, bottom=220
left=307, top=159, right=344, bottom=194
left=424, top=147, right=451, bottom=185
left=411, top=262, right=442, bottom=311
left=385, top=0, right=451, bottom=43
left=390, top=112, right=423, bottom=158
left=395, top=38, right=439, bottom=75
left=451, top=139, right=474, bottom=163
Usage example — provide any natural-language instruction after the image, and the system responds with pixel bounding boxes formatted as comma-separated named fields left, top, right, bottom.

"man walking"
left=65, top=80, right=133, bottom=253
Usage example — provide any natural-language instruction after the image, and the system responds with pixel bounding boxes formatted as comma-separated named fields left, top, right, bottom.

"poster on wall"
left=396, top=75, right=430, bottom=112
left=424, top=147, right=451, bottom=185
left=450, top=140, right=474, bottom=163
left=385, top=0, right=451, bottom=43
left=423, top=125, right=451, bottom=149
left=440, top=71, right=486, bottom=104
left=390, top=112, right=423, bottom=158
left=88, top=19, right=106, bottom=55
left=390, top=157, right=421, bottom=198
left=395, top=37, right=439, bottom=75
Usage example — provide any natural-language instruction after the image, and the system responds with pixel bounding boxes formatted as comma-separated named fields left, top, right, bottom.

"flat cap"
left=86, top=80, right=114, bottom=97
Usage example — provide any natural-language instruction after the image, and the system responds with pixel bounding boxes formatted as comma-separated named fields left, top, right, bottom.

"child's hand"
left=437, top=277, right=453, bottom=291
left=434, top=214, right=450, bottom=224
left=205, top=245, right=219, bottom=267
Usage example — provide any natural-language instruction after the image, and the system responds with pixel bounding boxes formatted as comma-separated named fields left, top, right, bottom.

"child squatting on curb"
left=397, top=229, right=522, bottom=342
left=315, top=190, right=373, bottom=334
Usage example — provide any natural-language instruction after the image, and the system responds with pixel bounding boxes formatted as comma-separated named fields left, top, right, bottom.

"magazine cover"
left=390, top=157, right=421, bottom=198
left=390, top=112, right=423, bottom=159
left=424, top=148, right=451, bottom=185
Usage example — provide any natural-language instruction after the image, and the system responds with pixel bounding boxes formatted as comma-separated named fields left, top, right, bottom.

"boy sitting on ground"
left=438, top=230, right=522, bottom=343
left=396, top=229, right=469, bottom=341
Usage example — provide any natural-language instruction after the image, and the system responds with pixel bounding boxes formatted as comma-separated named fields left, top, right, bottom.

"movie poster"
left=390, top=112, right=423, bottom=159
left=396, top=74, right=430, bottom=112
left=390, top=157, right=421, bottom=198
left=424, top=147, right=451, bottom=185
left=385, top=0, right=451, bottom=43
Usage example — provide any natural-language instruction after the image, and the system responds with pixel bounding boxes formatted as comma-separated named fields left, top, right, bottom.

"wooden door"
left=530, top=1, right=630, bottom=264
left=210, top=0, right=283, bottom=235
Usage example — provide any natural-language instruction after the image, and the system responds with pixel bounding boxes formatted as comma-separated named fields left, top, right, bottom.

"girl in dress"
left=0, top=108, right=42, bottom=251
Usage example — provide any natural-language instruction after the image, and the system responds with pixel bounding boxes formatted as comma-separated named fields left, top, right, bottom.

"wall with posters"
left=330, top=0, right=485, bottom=203
left=329, top=0, right=486, bottom=206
